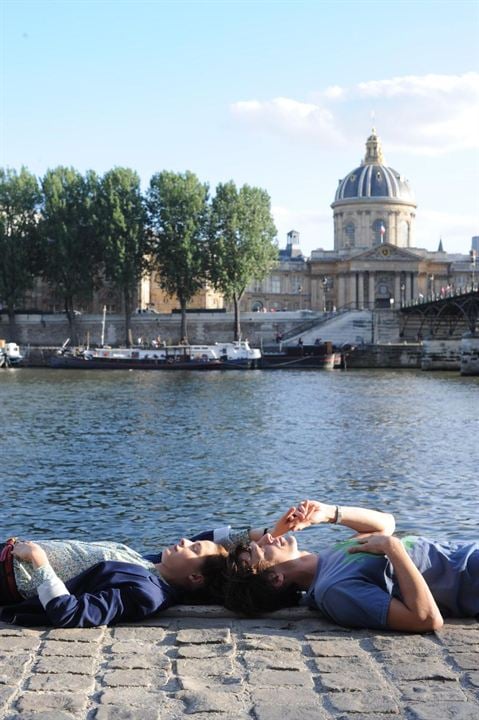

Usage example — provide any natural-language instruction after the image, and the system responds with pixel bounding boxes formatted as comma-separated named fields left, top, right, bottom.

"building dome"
left=334, top=129, right=414, bottom=203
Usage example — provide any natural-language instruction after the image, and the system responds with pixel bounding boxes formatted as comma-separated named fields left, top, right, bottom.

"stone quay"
left=0, top=607, right=478, bottom=720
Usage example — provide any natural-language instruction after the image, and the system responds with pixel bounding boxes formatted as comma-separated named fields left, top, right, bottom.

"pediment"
left=353, top=244, right=421, bottom=262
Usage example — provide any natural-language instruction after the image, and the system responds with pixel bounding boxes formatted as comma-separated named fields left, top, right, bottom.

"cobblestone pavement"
left=0, top=609, right=477, bottom=720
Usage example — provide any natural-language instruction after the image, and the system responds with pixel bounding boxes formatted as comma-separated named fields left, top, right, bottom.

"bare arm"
left=350, top=535, right=444, bottom=633
left=289, top=500, right=395, bottom=536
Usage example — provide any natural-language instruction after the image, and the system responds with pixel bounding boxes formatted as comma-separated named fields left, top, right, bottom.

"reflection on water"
left=1, top=368, right=478, bottom=551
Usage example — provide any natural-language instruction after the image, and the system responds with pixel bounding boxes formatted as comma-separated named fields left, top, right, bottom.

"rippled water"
left=1, top=368, right=478, bottom=552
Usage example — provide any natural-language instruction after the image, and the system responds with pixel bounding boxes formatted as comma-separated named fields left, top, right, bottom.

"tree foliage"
left=98, top=167, right=149, bottom=346
left=208, top=181, right=277, bottom=339
left=0, top=167, right=42, bottom=340
left=40, top=167, right=102, bottom=343
left=147, top=171, right=209, bottom=342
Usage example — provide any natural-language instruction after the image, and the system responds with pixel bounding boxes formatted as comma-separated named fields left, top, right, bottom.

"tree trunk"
left=64, top=297, right=79, bottom=346
left=124, top=287, right=131, bottom=347
left=233, top=293, right=241, bottom=341
left=7, top=305, right=18, bottom=343
left=180, top=298, right=188, bottom=343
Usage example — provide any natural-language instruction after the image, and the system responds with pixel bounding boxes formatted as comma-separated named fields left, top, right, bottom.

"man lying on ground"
left=0, top=509, right=297, bottom=628
left=224, top=500, right=479, bottom=633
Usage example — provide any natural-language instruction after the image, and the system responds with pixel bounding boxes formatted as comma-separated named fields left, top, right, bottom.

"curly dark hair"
left=222, top=545, right=302, bottom=616
left=182, top=554, right=229, bottom=605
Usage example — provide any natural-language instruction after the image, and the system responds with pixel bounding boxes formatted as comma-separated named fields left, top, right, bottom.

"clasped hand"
left=11, top=540, right=48, bottom=568
left=270, top=499, right=332, bottom=536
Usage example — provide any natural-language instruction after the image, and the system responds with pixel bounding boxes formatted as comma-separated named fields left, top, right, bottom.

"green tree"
left=99, top=168, right=149, bottom=347
left=0, top=167, right=42, bottom=341
left=40, top=167, right=102, bottom=345
left=208, top=181, right=277, bottom=340
left=147, top=171, right=209, bottom=342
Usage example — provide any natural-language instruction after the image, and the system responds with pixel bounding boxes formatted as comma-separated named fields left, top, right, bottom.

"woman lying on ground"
left=224, top=500, right=479, bottom=633
left=0, top=509, right=298, bottom=628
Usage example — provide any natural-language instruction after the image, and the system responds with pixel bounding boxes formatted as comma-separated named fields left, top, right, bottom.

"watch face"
left=380, top=247, right=390, bottom=257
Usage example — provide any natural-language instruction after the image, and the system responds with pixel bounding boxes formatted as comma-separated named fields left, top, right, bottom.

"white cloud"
left=230, top=96, right=344, bottom=144
left=231, top=72, right=479, bottom=156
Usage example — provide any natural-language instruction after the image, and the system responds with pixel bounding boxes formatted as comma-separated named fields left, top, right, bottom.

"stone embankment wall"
left=347, top=343, right=423, bottom=369
left=0, top=312, right=297, bottom=349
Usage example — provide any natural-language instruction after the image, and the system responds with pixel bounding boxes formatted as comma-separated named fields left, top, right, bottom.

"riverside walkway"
left=0, top=608, right=477, bottom=720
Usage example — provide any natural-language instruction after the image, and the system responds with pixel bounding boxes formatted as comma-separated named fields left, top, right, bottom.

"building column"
left=368, top=272, right=375, bottom=308
left=337, top=274, right=347, bottom=309
left=412, top=273, right=419, bottom=300
left=357, top=272, right=364, bottom=309
left=348, top=273, right=357, bottom=308
left=394, top=273, right=401, bottom=308
left=405, top=273, right=412, bottom=303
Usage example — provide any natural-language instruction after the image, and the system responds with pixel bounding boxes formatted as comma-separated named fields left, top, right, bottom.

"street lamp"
left=400, top=282, right=406, bottom=308
left=297, top=285, right=303, bottom=310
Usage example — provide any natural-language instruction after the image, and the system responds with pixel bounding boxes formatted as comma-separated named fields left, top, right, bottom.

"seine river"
left=1, top=368, right=478, bottom=552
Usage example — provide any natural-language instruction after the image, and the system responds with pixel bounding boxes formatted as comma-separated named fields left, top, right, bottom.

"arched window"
left=344, top=222, right=355, bottom=246
left=372, top=219, right=387, bottom=245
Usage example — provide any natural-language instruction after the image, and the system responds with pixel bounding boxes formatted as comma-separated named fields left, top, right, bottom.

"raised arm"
left=349, top=535, right=444, bottom=632
left=288, top=500, right=395, bottom=536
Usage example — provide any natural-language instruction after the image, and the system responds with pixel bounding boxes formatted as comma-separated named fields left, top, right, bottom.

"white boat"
left=0, top=341, right=23, bottom=368
left=50, top=340, right=261, bottom=370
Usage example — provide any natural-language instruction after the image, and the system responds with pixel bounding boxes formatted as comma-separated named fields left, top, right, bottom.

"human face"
left=237, top=534, right=300, bottom=571
left=160, top=538, right=221, bottom=586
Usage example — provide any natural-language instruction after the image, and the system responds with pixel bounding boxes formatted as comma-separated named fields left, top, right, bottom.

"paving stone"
left=244, top=651, right=305, bottom=671
left=247, top=669, right=313, bottom=687
left=385, top=658, right=457, bottom=681
left=102, top=669, right=164, bottom=687
left=437, top=626, right=479, bottom=646
left=177, top=643, right=233, bottom=659
left=15, top=690, right=88, bottom=714
left=45, top=627, right=105, bottom=642
left=26, top=672, right=94, bottom=692
left=176, top=628, right=231, bottom=644
left=0, top=652, right=32, bottom=681
left=398, top=681, right=468, bottom=702
left=12, top=712, right=77, bottom=720
left=109, top=640, right=164, bottom=653
left=242, top=634, right=301, bottom=652
left=407, top=703, right=479, bottom=719
left=465, top=671, right=479, bottom=687
left=448, top=652, right=479, bottom=670
left=251, top=687, right=327, bottom=720
left=110, top=627, right=167, bottom=641
left=34, top=655, right=97, bottom=674
left=177, top=689, right=246, bottom=715
left=179, top=676, right=244, bottom=692
left=313, top=656, right=377, bottom=674
left=328, top=691, right=400, bottom=714
left=319, top=671, right=389, bottom=692
left=176, top=657, right=234, bottom=678
left=0, top=685, right=16, bottom=711
left=41, top=640, right=100, bottom=657
left=100, top=687, right=166, bottom=707
left=309, top=639, right=367, bottom=657
left=105, top=653, right=171, bottom=671
left=0, top=636, right=41, bottom=651
left=95, top=707, right=159, bottom=720
left=369, top=635, right=442, bottom=655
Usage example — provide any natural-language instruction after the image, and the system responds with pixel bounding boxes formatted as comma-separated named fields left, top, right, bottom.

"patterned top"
left=13, top=540, right=159, bottom=599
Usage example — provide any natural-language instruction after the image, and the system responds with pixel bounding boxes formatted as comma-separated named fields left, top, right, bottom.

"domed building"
left=331, top=129, right=416, bottom=251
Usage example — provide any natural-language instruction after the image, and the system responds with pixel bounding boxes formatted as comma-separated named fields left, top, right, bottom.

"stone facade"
left=241, top=130, right=476, bottom=313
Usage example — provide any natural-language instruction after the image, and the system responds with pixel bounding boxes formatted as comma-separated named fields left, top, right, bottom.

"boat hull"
left=260, top=345, right=336, bottom=370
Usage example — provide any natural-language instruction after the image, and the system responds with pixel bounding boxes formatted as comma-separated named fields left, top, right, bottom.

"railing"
left=402, top=283, right=479, bottom=309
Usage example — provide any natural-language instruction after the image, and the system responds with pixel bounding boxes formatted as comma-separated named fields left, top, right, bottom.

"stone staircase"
left=283, top=309, right=401, bottom=346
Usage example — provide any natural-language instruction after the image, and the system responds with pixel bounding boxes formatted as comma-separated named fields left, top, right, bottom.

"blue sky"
left=2, top=0, right=478, bottom=256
